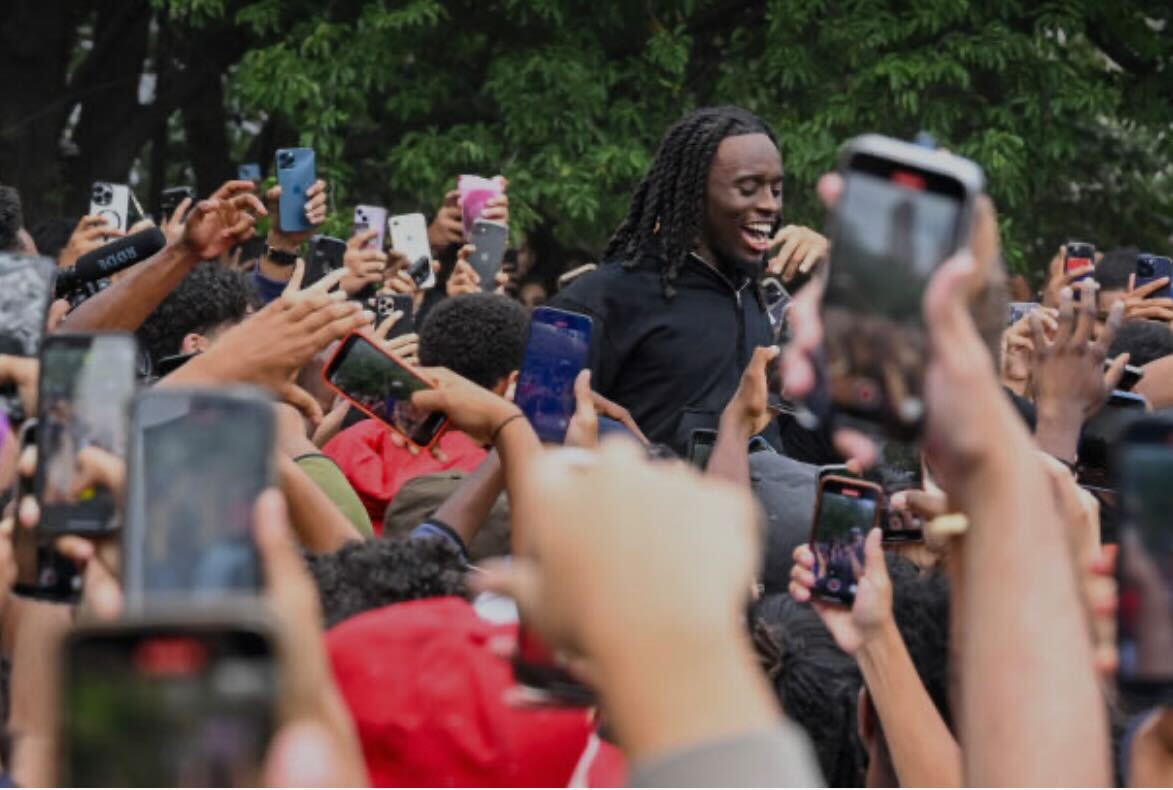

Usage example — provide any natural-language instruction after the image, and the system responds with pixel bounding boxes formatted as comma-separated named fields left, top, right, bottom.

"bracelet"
left=489, top=412, right=526, bottom=445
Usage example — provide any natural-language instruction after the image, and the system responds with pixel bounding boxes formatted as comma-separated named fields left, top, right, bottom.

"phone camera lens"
left=278, top=152, right=294, bottom=168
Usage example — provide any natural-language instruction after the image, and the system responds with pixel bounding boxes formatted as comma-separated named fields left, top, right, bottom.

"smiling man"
left=552, top=106, right=825, bottom=453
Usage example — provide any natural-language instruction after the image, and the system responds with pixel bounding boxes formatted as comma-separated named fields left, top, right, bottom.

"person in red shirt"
left=324, top=292, right=530, bottom=526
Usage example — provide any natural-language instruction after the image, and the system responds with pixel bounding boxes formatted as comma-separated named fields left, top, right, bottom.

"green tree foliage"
left=7, top=1, right=1171, bottom=279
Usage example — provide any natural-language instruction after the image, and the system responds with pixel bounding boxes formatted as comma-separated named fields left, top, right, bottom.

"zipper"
left=688, top=252, right=750, bottom=359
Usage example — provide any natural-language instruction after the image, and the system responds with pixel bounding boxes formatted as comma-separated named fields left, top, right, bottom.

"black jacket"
left=551, top=253, right=782, bottom=454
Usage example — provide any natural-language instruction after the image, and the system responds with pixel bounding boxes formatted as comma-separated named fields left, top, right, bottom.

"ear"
left=180, top=333, right=208, bottom=355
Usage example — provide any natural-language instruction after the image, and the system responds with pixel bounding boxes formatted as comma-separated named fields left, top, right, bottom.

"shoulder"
left=552, top=257, right=661, bottom=314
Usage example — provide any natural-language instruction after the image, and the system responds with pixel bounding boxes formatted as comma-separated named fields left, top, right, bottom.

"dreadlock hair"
left=604, top=106, right=779, bottom=299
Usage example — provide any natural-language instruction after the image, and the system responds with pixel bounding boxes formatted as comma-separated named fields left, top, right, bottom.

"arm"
left=856, top=621, right=961, bottom=787
left=432, top=451, right=504, bottom=551
left=7, top=599, right=71, bottom=787
left=707, top=346, right=780, bottom=488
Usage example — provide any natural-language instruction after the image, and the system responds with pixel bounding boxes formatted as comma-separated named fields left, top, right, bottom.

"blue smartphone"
left=514, top=307, right=593, bottom=444
left=275, top=148, right=316, bottom=233
left=1135, top=253, right=1173, bottom=300
left=237, top=163, right=262, bottom=182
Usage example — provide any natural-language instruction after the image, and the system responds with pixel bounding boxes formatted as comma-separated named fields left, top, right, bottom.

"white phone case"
left=89, top=182, right=131, bottom=233
left=389, top=213, right=435, bottom=290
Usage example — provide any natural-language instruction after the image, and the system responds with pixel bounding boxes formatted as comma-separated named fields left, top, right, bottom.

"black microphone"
left=55, top=227, right=166, bottom=297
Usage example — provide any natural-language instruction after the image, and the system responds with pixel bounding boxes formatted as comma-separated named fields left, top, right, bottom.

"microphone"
left=55, top=227, right=166, bottom=297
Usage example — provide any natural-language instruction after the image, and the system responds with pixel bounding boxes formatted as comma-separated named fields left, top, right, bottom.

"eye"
left=738, top=184, right=757, bottom=198
left=770, top=184, right=783, bottom=199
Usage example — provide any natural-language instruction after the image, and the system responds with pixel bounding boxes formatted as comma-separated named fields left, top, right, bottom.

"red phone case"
left=320, top=331, right=449, bottom=451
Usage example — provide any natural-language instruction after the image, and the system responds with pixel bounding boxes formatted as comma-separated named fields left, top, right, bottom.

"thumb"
left=263, top=720, right=349, bottom=788
left=470, top=558, right=543, bottom=625
left=281, top=383, right=324, bottom=427
left=283, top=258, right=307, bottom=296
left=863, top=527, right=886, bottom=583
left=923, top=251, right=979, bottom=357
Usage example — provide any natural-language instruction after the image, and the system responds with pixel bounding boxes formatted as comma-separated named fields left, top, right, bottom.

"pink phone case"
left=458, top=175, right=503, bottom=238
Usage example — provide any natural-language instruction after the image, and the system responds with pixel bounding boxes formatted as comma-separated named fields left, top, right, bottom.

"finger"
left=223, top=215, right=256, bottom=241
left=788, top=581, right=812, bottom=603
left=19, top=494, right=39, bottom=530
left=232, top=193, right=268, bottom=217
left=306, top=265, right=347, bottom=295
left=792, top=542, right=815, bottom=569
left=833, top=427, right=877, bottom=470
left=282, top=383, right=324, bottom=428
left=1095, top=301, right=1125, bottom=357
left=72, top=446, right=126, bottom=499
left=169, top=197, right=193, bottom=225
left=373, top=311, right=403, bottom=340
left=305, top=179, right=327, bottom=198
left=570, top=370, right=598, bottom=448
left=282, top=258, right=307, bottom=296
left=900, top=489, right=948, bottom=519
left=55, top=535, right=95, bottom=564
left=47, top=298, right=71, bottom=331
left=773, top=234, right=803, bottom=278
left=1053, top=286, right=1075, bottom=345
left=816, top=172, right=844, bottom=209
left=1104, top=352, right=1130, bottom=392
left=1071, top=280, right=1097, bottom=346
left=430, top=446, right=449, bottom=463
left=1125, top=306, right=1173, bottom=322
left=799, top=241, right=824, bottom=274
left=349, top=228, right=378, bottom=248
left=213, top=180, right=259, bottom=201
left=467, top=559, right=542, bottom=622
left=862, top=527, right=886, bottom=580
left=18, top=443, right=35, bottom=479
left=1131, top=276, right=1170, bottom=298
left=1028, top=311, right=1049, bottom=354
left=1061, top=264, right=1094, bottom=286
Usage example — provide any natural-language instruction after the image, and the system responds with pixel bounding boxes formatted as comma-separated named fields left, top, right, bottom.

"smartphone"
left=352, top=204, right=387, bottom=251
left=1078, top=390, right=1149, bottom=493
left=1135, top=253, right=1173, bottom=300
left=34, top=334, right=137, bottom=534
left=1064, top=241, right=1096, bottom=275
left=322, top=332, right=449, bottom=450
left=457, top=174, right=503, bottom=237
left=123, top=389, right=275, bottom=610
left=762, top=276, right=791, bottom=339
left=1007, top=301, right=1041, bottom=326
left=374, top=292, right=414, bottom=340
left=1113, top=415, right=1173, bottom=705
left=60, top=617, right=276, bottom=787
left=237, top=163, right=262, bottom=183
left=159, top=186, right=195, bottom=223
left=12, top=420, right=84, bottom=603
left=867, top=436, right=925, bottom=544
left=275, top=148, right=316, bottom=233
left=821, top=135, right=984, bottom=438
left=1115, top=361, right=1145, bottom=392
left=89, top=181, right=131, bottom=233
left=305, top=235, right=346, bottom=287
left=389, top=213, right=435, bottom=290
left=513, top=307, right=593, bottom=444
left=686, top=428, right=719, bottom=470
left=0, top=254, right=56, bottom=420
left=469, top=219, right=508, bottom=291
left=809, top=475, right=882, bottom=605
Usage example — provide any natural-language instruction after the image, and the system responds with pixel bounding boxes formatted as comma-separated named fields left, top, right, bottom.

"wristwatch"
left=264, top=244, right=298, bottom=267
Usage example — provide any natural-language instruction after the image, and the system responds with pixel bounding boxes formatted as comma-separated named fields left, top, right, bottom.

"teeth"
left=745, top=223, right=772, bottom=237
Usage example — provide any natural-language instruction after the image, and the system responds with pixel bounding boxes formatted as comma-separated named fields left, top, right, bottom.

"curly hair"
left=418, top=292, right=529, bottom=389
left=887, top=556, right=952, bottom=726
left=1095, top=247, right=1140, bottom=291
left=1109, top=319, right=1173, bottom=367
left=305, top=536, right=468, bottom=628
left=136, top=261, right=255, bottom=365
left=604, top=106, right=779, bottom=299
left=0, top=186, right=24, bottom=253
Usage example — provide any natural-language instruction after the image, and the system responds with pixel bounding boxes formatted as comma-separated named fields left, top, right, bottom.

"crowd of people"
left=0, top=102, right=1170, bottom=787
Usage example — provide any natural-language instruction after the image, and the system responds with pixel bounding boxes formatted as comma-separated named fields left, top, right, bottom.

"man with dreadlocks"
left=552, top=106, right=828, bottom=454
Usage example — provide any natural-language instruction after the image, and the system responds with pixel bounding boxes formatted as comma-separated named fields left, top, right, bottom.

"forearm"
left=955, top=439, right=1109, bottom=785
left=707, top=412, right=752, bottom=488
left=1033, top=402, right=1082, bottom=463
left=8, top=600, right=71, bottom=787
left=433, top=451, right=504, bottom=550
left=856, top=621, right=961, bottom=787
left=59, top=242, right=198, bottom=332
left=492, top=413, right=543, bottom=555
left=277, top=455, right=362, bottom=552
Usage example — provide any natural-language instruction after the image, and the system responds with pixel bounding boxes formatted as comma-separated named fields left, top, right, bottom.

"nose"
left=756, top=186, right=781, bottom=218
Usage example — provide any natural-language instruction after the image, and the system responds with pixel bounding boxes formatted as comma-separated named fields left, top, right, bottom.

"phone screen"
left=686, top=428, right=718, bottom=470
left=324, top=334, right=447, bottom=447
left=866, top=436, right=924, bottom=543
left=63, top=625, right=275, bottom=786
left=470, top=220, right=508, bottom=289
left=811, top=478, right=879, bottom=605
left=1116, top=441, right=1173, bottom=702
left=36, top=335, right=137, bottom=533
left=0, top=255, right=55, bottom=418
left=514, top=308, right=593, bottom=444
left=823, top=148, right=972, bottom=434
left=125, top=391, right=274, bottom=606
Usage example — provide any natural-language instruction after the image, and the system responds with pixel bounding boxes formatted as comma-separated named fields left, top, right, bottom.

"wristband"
left=264, top=245, right=298, bottom=267
left=489, top=412, right=526, bottom=445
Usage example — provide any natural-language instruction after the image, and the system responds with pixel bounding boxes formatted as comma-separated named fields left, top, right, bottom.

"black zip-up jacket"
left=550, top=253, right=782, bottom=455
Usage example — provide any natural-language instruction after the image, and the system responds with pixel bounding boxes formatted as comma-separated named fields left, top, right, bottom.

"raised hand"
left=1122, top=274, right=1173, bottom=326
left=766, top=225, right=828, bottom=283
left=446, top=245, right=481, bottom=296
left=1040, top=246, right=1095, bottom=309
left=264, top=179, right=329, bottom=247
left=340, top=228, right=388, bottom=294
left=428, top=189, right=464, bottom=252
left=58, top=215, right=127, bottom=268
left=180, top=180, right=267, bottom=260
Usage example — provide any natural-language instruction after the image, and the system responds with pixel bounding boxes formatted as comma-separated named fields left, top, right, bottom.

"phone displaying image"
left=761, top=276, right=791, bottom=340
left=275, top=148, right=316, bottom=233
left=1007, top=301, right=1041, bottom=326
left=469, top=219, right=508, bottom=291
left=866, top=436, right=924, bottom=544
left=457, top=174, right=503, bottom=238
left=809, top=475, right=882, bottom=605
left=513, top=307, right=593, bottom=444
left=34, top=334, right=137, bottom=534
left=305, top=235, right=346, bottom=287
left=1135, top=253, right=1173, bottom=300
left=1113, top=415, right=1173, bottom=705
left=1064, top=241, right=1095, bottom=274
left=374, top=293, right=414, bottom=340
left=389, top=213, right=435, bottom=290
left=322, top=332, right=449, bottom=450
left=0, top=254, right=56, bottom=420
left=821, top=135, right=983, bottom=438
left=11, top=421, right=85, bottom=603
left=60, top=617, right=276, bottom=787
left=123, top=389, right=275, bottom=610
left=1078, top=390, right=1149, bottom=493
left=159, top=186, right=195, bottom=223
left=352, top=205, right=387, bottom=251
left=89, top=181, right=131, bottom=233
left=686, top=428, right=719, bottom=470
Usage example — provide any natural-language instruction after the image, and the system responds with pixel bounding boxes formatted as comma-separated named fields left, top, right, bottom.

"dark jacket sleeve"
left=628, top=725, right=823, bottom=788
